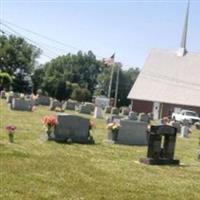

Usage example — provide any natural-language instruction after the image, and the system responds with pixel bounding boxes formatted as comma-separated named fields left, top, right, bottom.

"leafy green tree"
left=0, top=35, right=41, bottom=92
left=117, top=67, right=140, bottom=106
left=0, top=72, right=12, bottom=91
left=96, top=64, right=140, bottom=106
left=31, top=67, right=44, bottom=94
left=42, top=51, right=103, bottom=100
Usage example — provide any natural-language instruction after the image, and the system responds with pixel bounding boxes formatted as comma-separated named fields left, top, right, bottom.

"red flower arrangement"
left=41, top=115, right=58, bottom=127
left=6, top=125, right=17, bottom=134
left=6, top=125, right=17, bottom=143
left=42, top=115, right=58, bottom=139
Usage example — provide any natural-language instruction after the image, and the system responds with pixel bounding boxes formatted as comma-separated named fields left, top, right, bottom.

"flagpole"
left=108, top=63, right=114, bottom=100
left=114, top=64, right=120, bottom=107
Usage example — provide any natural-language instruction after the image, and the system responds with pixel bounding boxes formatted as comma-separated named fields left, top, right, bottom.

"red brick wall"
left=132, top=99, right=200, bottom=117
left=132, top=99, right=153, bottom=114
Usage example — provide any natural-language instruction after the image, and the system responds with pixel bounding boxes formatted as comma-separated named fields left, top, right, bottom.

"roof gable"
left=128, top=49, right=200, bottom=107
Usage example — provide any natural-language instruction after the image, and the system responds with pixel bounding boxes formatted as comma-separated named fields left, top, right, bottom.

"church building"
left=128, top=2, right=200, bottom=119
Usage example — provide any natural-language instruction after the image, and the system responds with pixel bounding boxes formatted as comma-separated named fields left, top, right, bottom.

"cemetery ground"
left=0, top=100, right=200, bottom=200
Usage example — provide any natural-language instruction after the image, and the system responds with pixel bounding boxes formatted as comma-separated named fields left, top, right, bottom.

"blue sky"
left=0, top=0, right=200, bottom=69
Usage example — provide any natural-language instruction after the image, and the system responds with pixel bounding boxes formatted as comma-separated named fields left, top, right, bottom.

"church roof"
left=127, top=48, right=200, bottom=107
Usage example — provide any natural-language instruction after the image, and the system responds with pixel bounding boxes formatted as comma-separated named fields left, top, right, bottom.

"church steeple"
left=177, top=0, right=190, bottom=57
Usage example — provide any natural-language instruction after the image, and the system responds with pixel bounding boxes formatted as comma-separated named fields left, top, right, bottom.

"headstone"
left=6, top=92, right=14, bottom=103
left=79, top=104, right=92, bottom=114
left=104, top=106, right=112, bottom=114
left=63, top=100, right=78, bottom=110
left=36, top=95, right=50, bottom=106
left=11, top=98, right=34, bottom=111
left=180, top=126, right=190, bottom=138
left=0, top=90, right=6, bottom=99
left=49, top=99, right=62, bottom=111
left=140, top=125, right=180, bottom=165
left=121, top=107, right=129, bottom=116
left=13, top=92, right=20, bottom=98
left=95, top=96, right=110, bottom=109
left=25, top=94, right=32, bottom=100
left=117, top=119, right=148, bottom=145
left=106, top=114, right=124, bottom=124
left=147, top=113, right=153, bottom=121
left=128, top=111, right=138, bottom=120
left=138, top=113, right=149, bottom=123
left=195, top=122, right=200, bottom=130
left=93, top=106, right=103, bottom=119
left=53, top=114, right=94, bottom=143
left=111, top=107, right=119, bottom=115
left=180, top=119, right=191, bottom=138
left=84, top=102, right=95, bottom=112
left=170, top=121, right=181, bottom=133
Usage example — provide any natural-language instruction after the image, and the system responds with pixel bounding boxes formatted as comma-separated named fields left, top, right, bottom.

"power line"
left=0, top=19, right=81, bottom=52
left=0, top=20, right=119, bottom=62
left=0, top=24, right=58, bottom=59
left=0, top=19, right=137, bottom=68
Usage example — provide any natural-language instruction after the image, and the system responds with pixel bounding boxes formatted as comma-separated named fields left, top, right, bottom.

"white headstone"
left=93, top=106, right=103, bottom=119
left=181, top=126, right=189, bottom=138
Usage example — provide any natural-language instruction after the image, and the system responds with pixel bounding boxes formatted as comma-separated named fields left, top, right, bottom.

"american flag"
left=103, top=53, right=115, bottom=66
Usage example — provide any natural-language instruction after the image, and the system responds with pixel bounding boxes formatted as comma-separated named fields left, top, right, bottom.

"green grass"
left=0, top=99, right=200, bottom=200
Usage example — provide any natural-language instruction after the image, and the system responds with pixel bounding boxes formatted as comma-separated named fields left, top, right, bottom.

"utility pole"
left=114, top=64, right=120, bottom=107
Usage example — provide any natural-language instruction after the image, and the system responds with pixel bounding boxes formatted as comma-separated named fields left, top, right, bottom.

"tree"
left=71, top=87, right=91, bottom=102
left=95, top=64, right=140, bottom=106
left=0, top=35, right=41, bottom=92
left=0, top=72, right=12, bottom=91
left=117, top=67, right=140, bottom=106
left=31, top=67, right=44, bottom=94
left=41, top=51, right=103, bottom=100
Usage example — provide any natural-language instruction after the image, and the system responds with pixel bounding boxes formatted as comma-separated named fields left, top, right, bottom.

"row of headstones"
left=49, top=100, right=95, bottom=114
left=105, top=106, right=128, bottom=115
left=5, top=93, right=47, bottom=111
left=46, top=113, right=149, bottom=146
left=48, top=113, right=181, bottom=165
left=2, top=91, right=95, bottom=113
left=105, top=113, right=200, bottom=145
left=105, top=106, right=152, bottom=120
left=2, top=92, right=34, bottom=111
left=3, top=91, right=151, bottom=120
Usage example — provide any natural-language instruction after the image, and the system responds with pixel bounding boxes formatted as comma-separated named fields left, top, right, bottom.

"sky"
left=0, top=0, right=200, bottom=69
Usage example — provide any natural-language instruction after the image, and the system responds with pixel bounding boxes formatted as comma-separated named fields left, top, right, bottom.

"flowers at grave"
left=106, top=122, right=120, bottom=133
left=41, top=115, right=58, bottom=139
left=42, top=115, right=58, bottom=129
left=89, top=120, right=96, bottom=130
left=6, top=125, right=17, bottom=133
left=6, top=125, right=17, bottom=143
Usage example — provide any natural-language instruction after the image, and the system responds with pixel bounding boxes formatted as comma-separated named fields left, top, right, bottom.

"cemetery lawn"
left=0, top=100, right=200, bottom=200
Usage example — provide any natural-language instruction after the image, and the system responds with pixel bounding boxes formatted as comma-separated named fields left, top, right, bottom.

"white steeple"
left=177, top=0, right=190, bottom=57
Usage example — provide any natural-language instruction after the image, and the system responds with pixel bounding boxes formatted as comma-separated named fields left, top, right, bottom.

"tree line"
left=0, top=34, right=140, bottom=106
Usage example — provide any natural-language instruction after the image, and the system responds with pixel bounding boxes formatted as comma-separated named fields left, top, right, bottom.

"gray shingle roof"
left=128, top=48, right=200, bottom=107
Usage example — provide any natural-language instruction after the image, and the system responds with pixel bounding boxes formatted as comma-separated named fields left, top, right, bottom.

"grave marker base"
left=139, top=158, right=180, bottom=165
